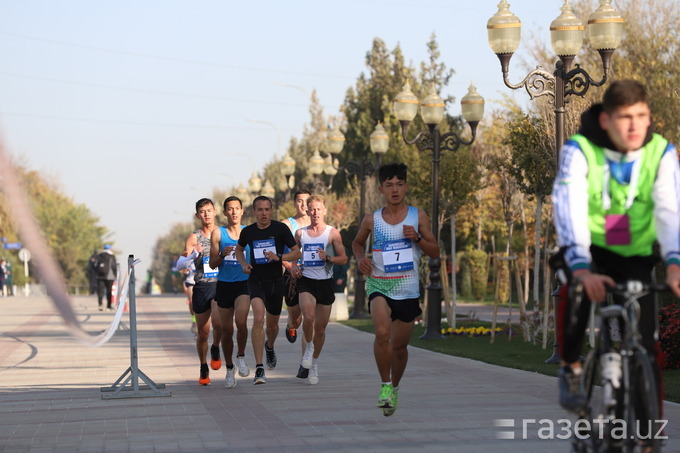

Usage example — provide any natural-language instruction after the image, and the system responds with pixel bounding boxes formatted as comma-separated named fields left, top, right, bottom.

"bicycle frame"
left=573, top=280, right=663, bottom=453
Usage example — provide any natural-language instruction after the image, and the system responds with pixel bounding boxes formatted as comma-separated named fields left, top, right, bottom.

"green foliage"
left=458, top=249, right=487, bottom=300
left=496, top=257, right=510, bottom=304
left=499, top=112, right=555, bottom=200
left=0, top=166, right=109, bottom=288
left=456, top=251, right=471, bottom=298
left=150, top=222, right=194, bottom=293
left=468, top=249, right=488, bottom=301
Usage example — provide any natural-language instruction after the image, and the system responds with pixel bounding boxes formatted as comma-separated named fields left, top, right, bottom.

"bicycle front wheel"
left=623, top=348, right=661, bottom=453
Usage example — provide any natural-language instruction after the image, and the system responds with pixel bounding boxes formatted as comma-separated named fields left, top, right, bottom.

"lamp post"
left=394, top=81, right=484, bottom=340
left=314, top=122, right=388, bottom=318
left=487, top=0, right=624, bottom=164
left=487, top=0, right=623, bottom=361
left=342, top=123, right=389, bottom=318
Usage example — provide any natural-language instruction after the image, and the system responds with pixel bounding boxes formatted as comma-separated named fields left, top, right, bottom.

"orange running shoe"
left=285, top=327, right=297, bottom=343
left=198, top=364, right=210, bottom=385
left=210, top=345, right=222, bottom=370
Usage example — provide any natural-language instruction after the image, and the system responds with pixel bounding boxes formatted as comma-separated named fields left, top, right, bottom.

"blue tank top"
left=217, top=226, right=249, bottom=282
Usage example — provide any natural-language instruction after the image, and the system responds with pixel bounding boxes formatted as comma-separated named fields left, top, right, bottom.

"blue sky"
left=0, top=1, right=564, bottom=280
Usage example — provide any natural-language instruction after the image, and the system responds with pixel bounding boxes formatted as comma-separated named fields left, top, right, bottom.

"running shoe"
left=98, top=305, right=103, bottom=311
left=382, top=388, right=399, bottom=416
left=285, top=327, right=297, bottom=343
left=198, top=363, right=210, bottom=386
left=265, top=344, right=277, bottom=369
left=377, top=383, right=393, bottom=408
left=558, top=366, right=585, bottom=413
left=210, top=345, right=222, bottom=370
left=308, top=363, right=319, bottom=385
left=224, top=367, right=236, bottom=389
left=301, top=342, right=314, bottom=369
left=190, top=322, right=198, bottom=337
left=236, top=355, right=250, bottom=377
left=253, top=367, right=266, bottom=385
left=296, top=365, right=309, bottom=379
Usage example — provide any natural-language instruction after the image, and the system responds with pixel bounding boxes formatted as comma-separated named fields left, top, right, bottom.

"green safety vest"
left=573, top=133, right=669, bottom=257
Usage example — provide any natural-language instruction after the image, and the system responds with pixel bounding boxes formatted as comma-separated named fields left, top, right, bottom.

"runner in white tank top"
left=352, top=163, right=439, bottom=416
left=293, top=196, right=347, bottom=384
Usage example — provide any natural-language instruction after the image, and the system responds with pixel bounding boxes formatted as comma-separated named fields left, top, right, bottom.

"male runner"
left=281, top=189, right=311, bottom=343
left=292, top=195, right=347, bottom=384
left=352, top=163, right=439, bottom=416
left=209, top=196, right=252, bottom=388
left=235, top=196, right=301, bottom=384
left=175, top=198, right=223, bottom=385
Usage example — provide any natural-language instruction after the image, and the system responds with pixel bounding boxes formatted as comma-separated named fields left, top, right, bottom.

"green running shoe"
left=377, top=384, right=393, bottom=408
left=382, top=388, right=399, bottom=416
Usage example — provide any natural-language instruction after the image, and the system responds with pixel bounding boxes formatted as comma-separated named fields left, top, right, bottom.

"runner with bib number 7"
left=352, top=163, right=439, bottom=417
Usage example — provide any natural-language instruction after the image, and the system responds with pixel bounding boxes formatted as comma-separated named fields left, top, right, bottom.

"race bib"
left=202, top=256, right=218, bottom=278
left=253, top=239, right=275, bottom=264
left=222, top=248, right=239, bottom=266
left=303, top=243, right=324, bottom=267
left=382, top=239, right=414, bottom=273
left=605, top=214, right=631, bottom=246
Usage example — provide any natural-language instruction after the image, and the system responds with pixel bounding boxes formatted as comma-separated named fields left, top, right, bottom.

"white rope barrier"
left=0, top=141, right=129, bottom=347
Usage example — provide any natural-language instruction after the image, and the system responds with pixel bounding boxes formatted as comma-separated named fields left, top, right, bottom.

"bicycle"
left=569, top=280, right=665, bottom=453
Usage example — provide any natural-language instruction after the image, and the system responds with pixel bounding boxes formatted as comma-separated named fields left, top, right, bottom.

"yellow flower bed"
left=442, top=326, right=503, bottom=337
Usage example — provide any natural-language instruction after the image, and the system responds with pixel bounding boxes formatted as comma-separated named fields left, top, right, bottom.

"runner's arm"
left=352, top=213, right=373, bottom=275
left=416, top=209, right=439, bottom=260
left=208, top=228, right=222, bottom=269
left=552, top=141, right=592, bottom=272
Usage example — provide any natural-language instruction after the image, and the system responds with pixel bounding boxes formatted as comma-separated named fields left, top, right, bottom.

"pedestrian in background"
left=95, top=245, right=118, bottom=311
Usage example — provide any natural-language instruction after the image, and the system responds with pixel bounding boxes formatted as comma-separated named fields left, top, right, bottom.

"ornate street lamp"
left=340, top=122, right=389, bottom=318
left=261, top=180, right=275, bottom=200
left=487, top=0, right=623, bottom=163
left=487, top=0, right=623, bottom=362
left=394, top=81, right=484, bottom=340
left=248, top=171, right=262, bottom=194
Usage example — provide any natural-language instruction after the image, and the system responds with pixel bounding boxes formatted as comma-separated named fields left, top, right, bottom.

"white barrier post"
left=101, top=255, right=171, bottom=399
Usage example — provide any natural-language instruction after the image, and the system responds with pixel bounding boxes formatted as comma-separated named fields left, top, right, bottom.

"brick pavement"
left=0, top=295, right=678, bottom=452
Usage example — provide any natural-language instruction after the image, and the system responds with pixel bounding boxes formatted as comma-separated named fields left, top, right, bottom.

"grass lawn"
left=339, top=318, right=680, bottom=403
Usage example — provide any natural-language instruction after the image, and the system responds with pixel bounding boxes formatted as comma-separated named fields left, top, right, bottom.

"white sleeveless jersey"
left=300, top=225, right=334, bottom=280
left=366, top=206, right=420, bottom=299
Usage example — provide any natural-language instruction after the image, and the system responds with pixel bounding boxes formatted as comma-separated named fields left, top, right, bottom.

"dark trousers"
left=97, top=279, right=114, bottom=308
left=557, top=246, right=662, bottom=405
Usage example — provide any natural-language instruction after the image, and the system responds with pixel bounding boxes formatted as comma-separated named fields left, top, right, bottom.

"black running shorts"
left=248, top=276, right=284, bottom=316
left=368, top=292, right=422, bottom=323
left=215, top=280, right=249, bottom=309
left=192, top=282, right=217, bottom=314
left=298, top=276, right=335, bottom=306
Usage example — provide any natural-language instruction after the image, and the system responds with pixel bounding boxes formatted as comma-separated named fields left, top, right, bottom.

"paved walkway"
left=1, top=295, right=678, bottom=452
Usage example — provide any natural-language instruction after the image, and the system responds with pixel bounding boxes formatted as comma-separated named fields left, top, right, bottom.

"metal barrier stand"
left=100, top=255, right=171, bottom=399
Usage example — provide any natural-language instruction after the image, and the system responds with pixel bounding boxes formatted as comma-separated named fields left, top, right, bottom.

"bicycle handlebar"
left=606, top=281, right=668, bottom=295
left=569, top=279, right=668, bottom=301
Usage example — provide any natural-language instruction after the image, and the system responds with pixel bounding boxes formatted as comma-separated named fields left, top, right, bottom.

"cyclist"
left=552, top=80, right=680, bottom=426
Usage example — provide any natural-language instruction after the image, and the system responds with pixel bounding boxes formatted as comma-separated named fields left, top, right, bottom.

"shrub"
left=468, top=249, right=488, bottom=301
left=659, top=305, right=680, bottom=370
left=458, top=251, right=472, bottom=298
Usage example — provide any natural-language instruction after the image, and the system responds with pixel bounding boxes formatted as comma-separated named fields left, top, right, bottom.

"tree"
left=0, top=164, right=109, bottom=290
left=150, top=221, right=195, bottom=293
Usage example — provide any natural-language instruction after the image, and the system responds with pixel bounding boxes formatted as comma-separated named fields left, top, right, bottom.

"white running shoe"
left=301, top=342, right=314, bottom=369
left=308, top=363, right=319, bottom=385
left=236, top=356, right=250, bottom=377
left=225, top=367, right=236, bottom=389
